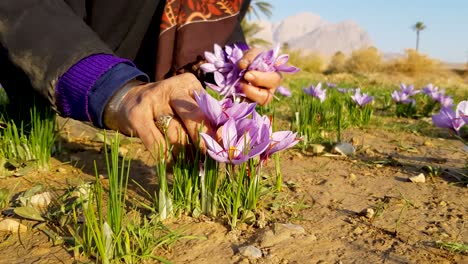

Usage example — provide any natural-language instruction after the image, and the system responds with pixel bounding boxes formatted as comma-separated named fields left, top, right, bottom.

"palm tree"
left=412, top=21, right=426, bottom=51
left=242, top=1, right=274, bottom=47
left=247, top=0, right=273, bottom=20
left=241, top=20, right=270, bottom=47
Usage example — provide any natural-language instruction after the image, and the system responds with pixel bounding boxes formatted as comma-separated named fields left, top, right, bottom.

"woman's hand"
left=103, top=73, right=208, bottom=159
left=238, top=49, right=282, bottom=105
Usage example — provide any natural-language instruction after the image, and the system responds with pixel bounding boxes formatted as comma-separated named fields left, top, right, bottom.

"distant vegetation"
left=284, top=46, right=467, bottom=84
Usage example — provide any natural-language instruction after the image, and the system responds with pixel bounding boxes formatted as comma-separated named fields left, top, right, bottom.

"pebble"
left=238, top=245, right=262, bottom=259
left=408, top=173, right=426, bottom=183
left=361, top=208, right=375, bottom=219
left=293, top=152, right=304, bottom=160
left=423, top=140, right=433, bottom=147
left=439, top=201, right=447, bottom=207
left=118, top=147, right=129, bottom=157
left=56, top=167, right=66, bottom=173
left=258, top=223, right=306, bottom=247
left=333, top=143, right=355, bottom=156
left=99, top=174, right=109, bottom=179
left=349, top=173, right=357, bottom=181
left=0, top=219, right=27, bottom=233
left=29, top=192, right=52, bottom=208
left=308, top=144, right=325, bottom=155
left=353, top=226, right=363, bottom=235
left=365, top=148, right=375, bottom=156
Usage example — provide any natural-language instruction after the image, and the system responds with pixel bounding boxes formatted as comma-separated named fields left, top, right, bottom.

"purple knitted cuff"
left=55, top=54, right=134, bottom=122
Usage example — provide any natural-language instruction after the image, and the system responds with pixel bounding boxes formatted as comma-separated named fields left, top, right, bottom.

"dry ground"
left=0, top=117, right=467, bottom=264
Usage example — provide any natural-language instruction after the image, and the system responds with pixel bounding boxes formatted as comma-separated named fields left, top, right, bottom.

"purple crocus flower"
left=194, top=89, right=256, bottom=128
left=457, top=100, right=468, bottom=123
left=399, top=83, right=420, bottom=96
left=276, top=86, right=292, bottom=97
left=422, top=83, right=439, bottom=100
left=201, top=44, right=244, bottom=97
left=260, top=131, right=300, bottom=160
left=351, top=88, right=374, bottom=107
left=224, top=44, right=244, bottom=64
left=248, top=44, right=300, bottom=74
left=326, top=82, right=337, bottom=88
left=436, top=94, right=454, bottom=108
left=200, top=44, right=234, bottom=73
left=432, top=107, right=465, bottom=134
left=201, top=44, right=299, bottom=99
left=391, top=90, right=415, bottom=105
left=200, top=118, right=270, bottom=164
left=303, top=82, right=326, bottom=102
left=337, top=87, right=354, bottom=94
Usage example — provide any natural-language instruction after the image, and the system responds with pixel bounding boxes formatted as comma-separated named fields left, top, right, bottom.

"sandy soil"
left=0, top=118, right=467, bottom=264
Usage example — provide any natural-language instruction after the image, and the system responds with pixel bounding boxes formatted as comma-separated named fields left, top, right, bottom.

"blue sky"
left=261, top=0, right=467, bottom=63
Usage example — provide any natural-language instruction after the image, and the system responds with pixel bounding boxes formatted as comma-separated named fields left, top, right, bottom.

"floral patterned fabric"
left=155, top=0, right=247, bottom=80
left=160, top=0, right=243, bottom=32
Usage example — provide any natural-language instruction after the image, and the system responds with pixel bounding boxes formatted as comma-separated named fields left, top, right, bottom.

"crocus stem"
left=275, top=154, right=282, bottom=192
left=336, top=103, right=342, bottom=143
left=201, top=156, right=207, bottom=214
left=231, top=163, right=245, bottom=229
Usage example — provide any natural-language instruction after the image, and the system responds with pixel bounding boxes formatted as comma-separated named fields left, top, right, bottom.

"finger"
left=240, top=81, right=273, bottom=106
left=163, top=116, right=188, bottom=146
left=238, top=48, right=262, bottom=69
left=166, top=73, right=210, bottom=152
left=134, top=118, right=167, bottom=159
left=170, top=97, right=209, bottom=152
left=244, top=70, right=282, bottom=92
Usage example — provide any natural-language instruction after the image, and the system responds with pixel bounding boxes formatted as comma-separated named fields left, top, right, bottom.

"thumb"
left=238, top=48, right=262, bottom=69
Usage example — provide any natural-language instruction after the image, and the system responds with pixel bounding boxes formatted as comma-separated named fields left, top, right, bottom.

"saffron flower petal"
left=276, top=86, right=292, bottom=97
left=303, top=82, right=326, bottom=102
left=457, top=100, right=468, bottom=123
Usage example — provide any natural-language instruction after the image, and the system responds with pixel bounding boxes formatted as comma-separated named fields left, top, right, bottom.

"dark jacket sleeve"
left=0, top=0, right=113, bottom=106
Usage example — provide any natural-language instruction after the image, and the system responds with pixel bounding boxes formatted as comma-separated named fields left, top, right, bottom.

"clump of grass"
left=70, top=133, right=179, bottom=263
left=0, top=84, right=8, bottom=106
left=436, top=241, right=468, bottom=254
left=292, top=82, right=375, bottom=147
left=0, top=105, right=56, bottom=170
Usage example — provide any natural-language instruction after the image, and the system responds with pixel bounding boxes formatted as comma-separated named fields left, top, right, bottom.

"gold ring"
left=155, top=115, right=173, bottom=133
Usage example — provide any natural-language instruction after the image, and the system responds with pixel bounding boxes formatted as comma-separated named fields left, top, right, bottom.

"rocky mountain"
left=253, top=12, right=373, bottom=57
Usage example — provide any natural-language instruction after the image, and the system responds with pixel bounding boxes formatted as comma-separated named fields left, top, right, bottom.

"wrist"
left=103, top=79, right=144, bottom=130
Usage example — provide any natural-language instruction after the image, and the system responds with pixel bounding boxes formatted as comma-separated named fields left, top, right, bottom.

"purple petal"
left=213, top=44, right=224, bottom=60
left=194, top=90, right=224, bottom=127
left=204, top=52, right=217, bottom=64
left=438, top=95, right=454, bottom=108
left=276, top=86, right=292, bottom=97
left=200, top=63, right=216, bottom=73
left=266, top=131, right=299, bottom=157
left=432, top=108, right=456, bottom=129
left=457, top=100, right=468, bottom=122
left=275, top=64, right=300, bottom=73
left=205, top=82, right=222, bottom=93
left=200, top=133, right=224, bottom=155
left=213, top=71, right=225, bottom=86
left=222, top=119, right=238, bottom=151
left=275, top=53, right=289, bottom=64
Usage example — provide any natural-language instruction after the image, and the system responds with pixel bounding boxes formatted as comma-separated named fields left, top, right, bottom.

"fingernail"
left=244, top=72, right=255, bottom=82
